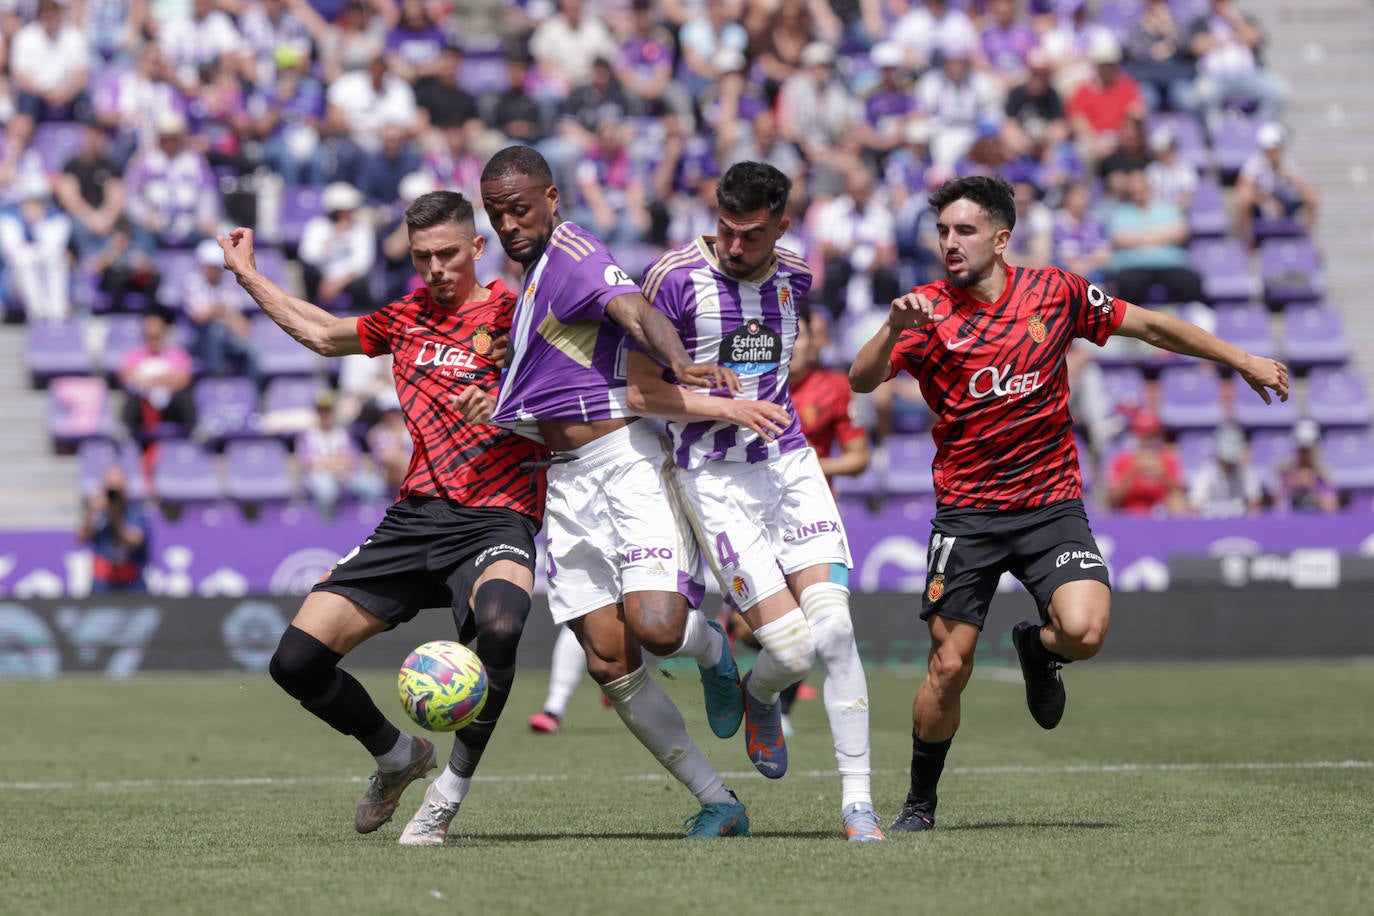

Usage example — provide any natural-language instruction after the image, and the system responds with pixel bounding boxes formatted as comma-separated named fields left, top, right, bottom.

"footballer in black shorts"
left=314, top=496, right=540, bottom=638
left=919, top=498, right=1112, bottom=629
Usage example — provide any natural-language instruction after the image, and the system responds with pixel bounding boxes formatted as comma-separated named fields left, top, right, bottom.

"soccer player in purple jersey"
left=626, top=161, right=885, bottom=842
left=849, top=175, right=1288, bottom=832
left=477, top=145, right=780, bottom=838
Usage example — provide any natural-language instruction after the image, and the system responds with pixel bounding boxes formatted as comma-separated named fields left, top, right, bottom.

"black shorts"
left=919, top=498, right=1111, bottom=630
left=312, top=497, right=539, bottom=634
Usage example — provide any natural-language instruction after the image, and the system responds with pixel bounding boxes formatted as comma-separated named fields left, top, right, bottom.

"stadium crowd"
left=4, top=0, right=1353, bottom=517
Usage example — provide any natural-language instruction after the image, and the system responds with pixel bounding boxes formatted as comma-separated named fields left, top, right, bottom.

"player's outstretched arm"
left=219, top=227, right=364, bottom=357
left=849, top=292, right=942, bottom=393
left=625, top=351, right=791, bottom=441
left=606, top=291, right=741, bottom=393
left=1114, top=302, right=1289, bottom=403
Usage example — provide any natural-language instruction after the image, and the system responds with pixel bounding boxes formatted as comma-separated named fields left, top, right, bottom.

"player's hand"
left=450, top=385, right=496, bottom=422
left=722, top=398, right=792, bottom=441
left=1238, top=354, right=1289, bottom=404
left=219, top=228, right=255, bottom=275
left=487, top=333, right=509, bottom=367
left=887, top=292, right=943, bottom=332
left=675, top=361, right=741, bottom=395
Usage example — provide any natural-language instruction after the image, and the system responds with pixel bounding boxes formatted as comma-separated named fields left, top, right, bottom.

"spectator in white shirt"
left=298, top=182, right=377, bottom=313
left=1188, top=424, right=1264, bottom=517
left=0, top=173, right=73, bottom=323
left=0, top=0, right=91, bottom=182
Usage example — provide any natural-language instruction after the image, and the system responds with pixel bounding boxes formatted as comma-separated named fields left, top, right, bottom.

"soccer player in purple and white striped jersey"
left=478, top=145, right=777, bottom=839
left=627, top=161, right=884, bottom=842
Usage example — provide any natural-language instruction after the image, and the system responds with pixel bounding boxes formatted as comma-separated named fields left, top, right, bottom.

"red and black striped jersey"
left=357, top=280, right=548, bottom=521
left=791, top=365, right=866, bottom=462
left=887, top=264, right=1125, bottom=510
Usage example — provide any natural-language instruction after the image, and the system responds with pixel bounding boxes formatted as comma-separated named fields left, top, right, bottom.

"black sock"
left=908, top=731, right=952, bottom=807
left=449, top=580, right=531, bottom=778
left=269, top=625, right=395, bottom=754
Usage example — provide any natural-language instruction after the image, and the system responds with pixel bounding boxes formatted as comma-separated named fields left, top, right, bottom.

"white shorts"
left=544, top=421, right=704, bottom=625
left=671, top=447, right=851, bottom=612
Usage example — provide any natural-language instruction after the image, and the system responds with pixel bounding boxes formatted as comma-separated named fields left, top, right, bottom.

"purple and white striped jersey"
left=640, top=238, right=809, bottom=469
left=491, top=222, right=643, bottom=443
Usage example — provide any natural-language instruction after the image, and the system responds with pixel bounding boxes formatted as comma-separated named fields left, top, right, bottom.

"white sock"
left=374, top=732, right=414, bottom=771
left=666, top=608, right=722, bottom=668
left=602, top=665, right=733, bottom=807
left=542, top=626, right=585, bottom=718
left=747, top=607, right=814, bottom=704
left=800, top=581, right=872, bottom=810
left=433, top=765, right=470, bottom=805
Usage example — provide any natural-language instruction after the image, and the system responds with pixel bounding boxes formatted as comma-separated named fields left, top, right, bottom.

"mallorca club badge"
left=927, top=574, right=944, bottom=602
left=472, top=325, right=493, bottom=355
left=731, top=576, right=750, bottom=601
left=1027, top=314, right=1047, bottom=343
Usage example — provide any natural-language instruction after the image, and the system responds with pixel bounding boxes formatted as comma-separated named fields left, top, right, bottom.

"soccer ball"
left=397, top=640, right=489, bottom=732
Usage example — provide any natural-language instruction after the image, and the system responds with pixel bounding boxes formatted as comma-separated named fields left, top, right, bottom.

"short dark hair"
left=716, top=161, right=792, bottom=220
left=928, top=175, right=1017, bottom=232
left=480, top=145, right=553, bottom=186
left=404, top=190, right=475, bottom=234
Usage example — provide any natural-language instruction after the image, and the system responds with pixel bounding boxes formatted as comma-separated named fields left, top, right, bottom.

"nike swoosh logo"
left=718, top=816, right=738, bottom=835
left=405, top=326, right=425, bottom=334
left=946, top=336, right=977, bottom=350
left=1080, top=561, right=1104, bottom=569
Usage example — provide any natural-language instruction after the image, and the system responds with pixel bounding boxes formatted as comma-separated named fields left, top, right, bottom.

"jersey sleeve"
left=550, top=233, right=642, bottom=324
left=1061, top=268, right=1125, bottom=346
left=887, top=329, right=927, bottom=381
left=355, top=308, right=392, bottom=358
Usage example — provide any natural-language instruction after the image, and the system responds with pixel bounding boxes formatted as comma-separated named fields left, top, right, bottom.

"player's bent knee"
left=472, top=579, right=532, bottom=640
left=269, top=625, right=340, bottom=702
left=625, top=591, right=688, bottom=656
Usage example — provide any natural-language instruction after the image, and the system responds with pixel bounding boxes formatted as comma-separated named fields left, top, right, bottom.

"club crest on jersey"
left=719, top=319, right=781, bottom=377
left=778, top=285, right=793, bottom=315
left=472, top=325, right=493, bottom=355
left=927, top=574, right=944, bottom=602
left=731, top=576, right=750, bottom=600
left=1027, top=314, right=1047, bottom=343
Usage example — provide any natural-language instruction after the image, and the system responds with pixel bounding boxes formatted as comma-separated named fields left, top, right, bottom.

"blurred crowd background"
left=4, top=0, right=1364, bottom=533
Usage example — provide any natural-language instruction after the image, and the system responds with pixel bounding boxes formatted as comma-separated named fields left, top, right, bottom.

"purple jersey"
left=640, top=238, right=809, bottom=469
left=491, top=222, right=643, bottom=442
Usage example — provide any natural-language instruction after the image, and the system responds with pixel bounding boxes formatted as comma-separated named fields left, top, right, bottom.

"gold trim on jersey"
left=549, top=223, right=593, bottom=260
left=641, top=245, right=704, bottom=301
left=536, top=311, right=600, bottom=368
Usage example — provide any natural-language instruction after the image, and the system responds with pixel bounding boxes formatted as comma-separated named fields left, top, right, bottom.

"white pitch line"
left=1, top=760, right=1369, bottom=792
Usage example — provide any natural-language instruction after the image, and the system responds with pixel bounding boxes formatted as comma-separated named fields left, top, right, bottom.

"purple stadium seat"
left=1259, top=238, right=1324, bottom=307
left=1189, top=238, right=1256, bottom=304
left=457, top=49, right=511, bottom=96
left=253, top=245, right=290, bottom=287
left=153, top=249, right=201, bottom=310
left=1099, top=365, right=1147, bottom=415
left=1209, top=115, right=1262, bottom=181
left=1248, top=428, right=1295, bottom=481
left=47, top=376, right=116, bottom=453
left=1156, top=364, right=1225, bottom=431
left=1212, top=303, right=1274, bottom=357
left=1303, top=368, right=1372, bottom=429
left=30, top=121, right=85, bottom=173
left=881, top=434, right=936, bottom=496
left=192, top=376, right=261, bottom=446
left=252, top=314, right=327, bottom=377
left=1173, top=429, right=1215, bottom=479
left=832, top=463, right=883, bottom=502
left=261, top=376, right=328, bottom=440
left=278, top=186, right=324, bottom=250
left=26, top=319, right=93, bottom=386
left=1279, top=304, right=1349, bottom=369
left=1097, top=0, right=1145, bottom=38
left=151, top=438, right=223, bottom=503
left=1321, top=430, right=1374, bottom=493
left=1251, top=213, right=1306, bottom=243
left=1186, top=178, right=1229, bottom=238
left=77, top=437, right=149, bottom=500
left=1231, top=373, right=1298, bottom=430
left=223, top=437, right=296, bottom=504
left=100, top=314, right=146, bottom=377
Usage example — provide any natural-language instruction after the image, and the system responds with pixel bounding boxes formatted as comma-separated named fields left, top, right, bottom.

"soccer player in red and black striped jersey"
left=850, top=175, right=1289, bottom=833
left=220, top=190, right=548, bottom=846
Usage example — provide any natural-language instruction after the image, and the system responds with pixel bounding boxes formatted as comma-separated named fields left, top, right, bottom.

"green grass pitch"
left=3, top=659, right=1371, bottom=916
